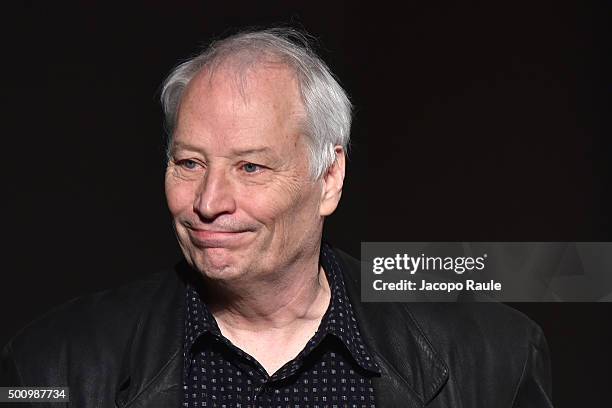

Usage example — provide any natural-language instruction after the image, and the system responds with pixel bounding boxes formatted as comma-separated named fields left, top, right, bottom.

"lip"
left=187, top=228, right=252, bottom=248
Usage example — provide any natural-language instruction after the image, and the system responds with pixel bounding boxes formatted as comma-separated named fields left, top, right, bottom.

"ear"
left=319, top=146, right=346, bottom=217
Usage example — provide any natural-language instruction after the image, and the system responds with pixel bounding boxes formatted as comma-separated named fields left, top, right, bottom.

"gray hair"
left=160, top=28, right=352, bottom=179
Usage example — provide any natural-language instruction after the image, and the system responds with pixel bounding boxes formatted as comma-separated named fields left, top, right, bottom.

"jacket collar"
left=115, top=249, right=449, bottom=407
left=332, top=248, right=449, bottom=407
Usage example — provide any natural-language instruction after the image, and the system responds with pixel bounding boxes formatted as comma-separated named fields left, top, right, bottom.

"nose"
left=193, top=166, right=237, bottom=220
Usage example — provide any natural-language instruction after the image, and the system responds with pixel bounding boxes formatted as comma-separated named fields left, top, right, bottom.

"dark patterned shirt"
left=183, top=243, right=381, bottom=408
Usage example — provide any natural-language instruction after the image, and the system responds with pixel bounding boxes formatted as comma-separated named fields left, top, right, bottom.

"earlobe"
left=319, top=146, right=346, bottom=217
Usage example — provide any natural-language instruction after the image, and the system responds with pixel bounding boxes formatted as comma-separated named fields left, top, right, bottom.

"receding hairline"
left=182, top=50, right=306, bottom=108
left=176, top=57, right=309, bottom=137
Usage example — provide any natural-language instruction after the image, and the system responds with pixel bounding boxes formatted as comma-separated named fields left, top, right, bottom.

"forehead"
left=173, top=63, right=306, bottom=153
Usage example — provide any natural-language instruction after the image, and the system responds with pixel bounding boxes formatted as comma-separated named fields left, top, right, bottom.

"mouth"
left=186, top=228, right=253, bottom=248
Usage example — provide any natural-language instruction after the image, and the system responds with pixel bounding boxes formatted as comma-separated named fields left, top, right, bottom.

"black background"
left=3, top=1, right=611, bottom=406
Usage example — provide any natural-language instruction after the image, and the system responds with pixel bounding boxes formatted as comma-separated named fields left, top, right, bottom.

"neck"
left=202, top=247, right=331, bottom=334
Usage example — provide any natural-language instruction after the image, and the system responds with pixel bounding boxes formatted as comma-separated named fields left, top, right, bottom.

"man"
left=1, top=28, right=552, bottom=407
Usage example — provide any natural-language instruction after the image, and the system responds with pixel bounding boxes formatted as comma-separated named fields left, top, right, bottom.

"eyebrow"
left=229, top=147, right=275, bottom=156
left=170, top=142, right=278, bottom=159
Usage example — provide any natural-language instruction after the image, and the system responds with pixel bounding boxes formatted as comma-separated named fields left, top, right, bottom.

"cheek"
left=165, top=178, right=195, bottom=216
left=240, top=180, right=320, bottom=229
left=239, top=189, right=284, bottom=224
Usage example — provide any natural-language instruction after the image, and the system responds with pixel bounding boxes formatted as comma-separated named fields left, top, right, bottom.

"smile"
left=187, top=228, right=252, bottom=248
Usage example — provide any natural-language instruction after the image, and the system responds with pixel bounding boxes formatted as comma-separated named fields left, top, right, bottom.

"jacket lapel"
left=336, top=249, right=449, bottom=407
left=115, top=266, right=187, bottom=407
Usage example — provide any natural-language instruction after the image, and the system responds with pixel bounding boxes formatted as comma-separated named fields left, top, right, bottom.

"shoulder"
left=333, top=244, right=547, bottom=367
left=332, top=245, right=552, bottom=405
left=405, top=301, right=547, bottom=358
left=9, top=271, right=169, bottom=348
left=1, top=270, right=177, bottom=386
left=333, top=245, right=544, bottom=341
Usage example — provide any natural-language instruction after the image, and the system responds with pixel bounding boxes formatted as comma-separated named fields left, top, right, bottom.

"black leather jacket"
left=1, top=249, right=553, bottom=407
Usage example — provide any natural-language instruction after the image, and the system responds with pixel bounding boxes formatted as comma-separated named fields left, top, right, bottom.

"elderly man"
left=1, top=29, right=552, bottom=407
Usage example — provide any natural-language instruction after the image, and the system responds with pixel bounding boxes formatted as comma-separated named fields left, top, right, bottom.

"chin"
left=189, top=247, right=246, bottom=281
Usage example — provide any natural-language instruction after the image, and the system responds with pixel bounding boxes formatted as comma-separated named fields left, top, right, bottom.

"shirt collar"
left=319, top=242, right=381, bottom=374
left=182, top=281, right=221, bottom=378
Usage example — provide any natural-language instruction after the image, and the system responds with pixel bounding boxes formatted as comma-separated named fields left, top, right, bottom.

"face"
left=165, top=64, right=343, bottom=284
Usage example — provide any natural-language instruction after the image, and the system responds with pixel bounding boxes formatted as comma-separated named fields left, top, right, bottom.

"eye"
left=178, top=159, right=200, bottom=170
left=242, top=162, right=262, bottom=174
